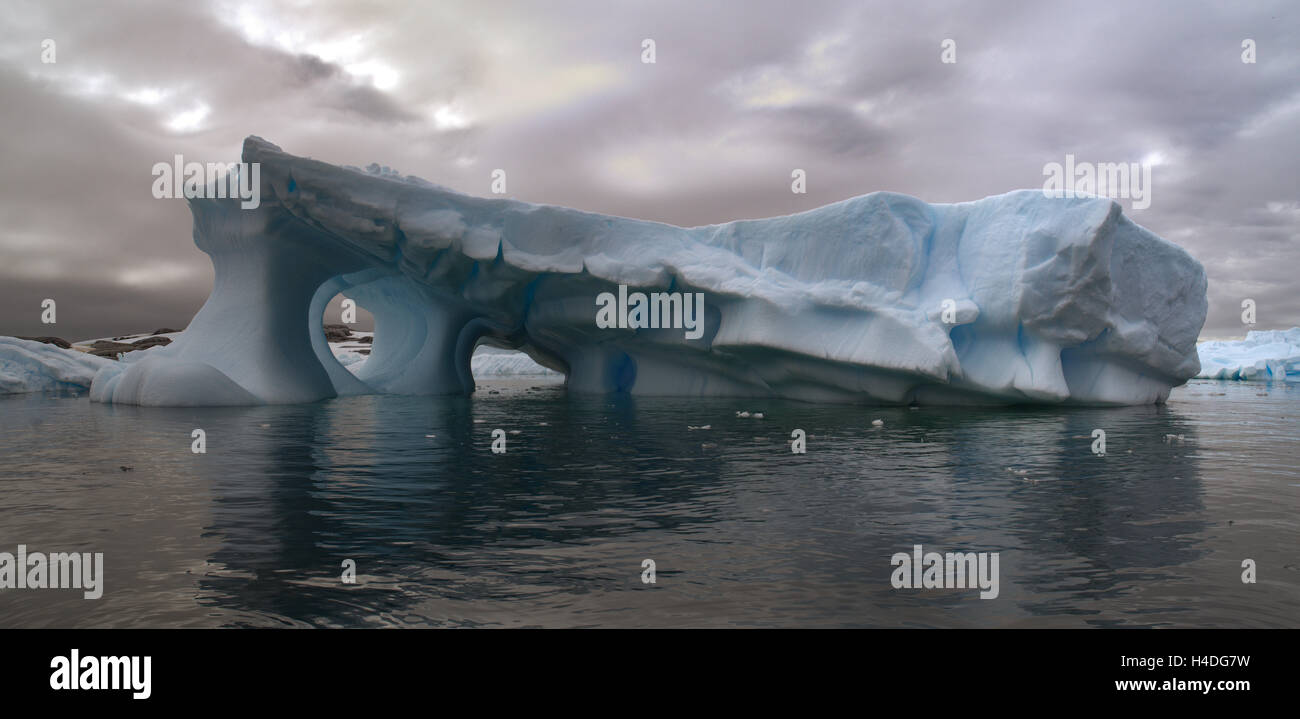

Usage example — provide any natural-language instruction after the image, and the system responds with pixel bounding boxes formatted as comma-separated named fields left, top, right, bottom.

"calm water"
left=0, top=378, right=1296, bottom=628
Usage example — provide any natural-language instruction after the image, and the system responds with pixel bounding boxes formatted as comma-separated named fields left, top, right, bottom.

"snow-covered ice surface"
left=331, top=348, right=369, bottom=368
left=331, top=343, right=555, bottom=376
left=471, top=348, right=561, bottom=377
left=0, top=337, right=114, bottom=394
left=1196, top=328, right=1300, bottom=381
left=91, top=136, right=1207, bottom=406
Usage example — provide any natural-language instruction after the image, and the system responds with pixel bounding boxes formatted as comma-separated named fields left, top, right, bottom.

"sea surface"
left=0, top=377, right=1296, bottom=628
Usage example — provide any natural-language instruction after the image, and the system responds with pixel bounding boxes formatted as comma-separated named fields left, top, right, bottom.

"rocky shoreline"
left=17, top=325, right=378, bottom=360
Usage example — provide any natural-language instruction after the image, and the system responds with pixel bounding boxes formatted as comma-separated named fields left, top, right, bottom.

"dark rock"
left=131, top=336, right=172, bottom=349
left=88, top=335, right=172, bottom=358
left=356, top=349, right=370, bottom=355
left=89, top=340, right=136, bottom=358
left=90, top=340, right=135, bottom=350
left=16, top=336, right=71, bottom=349
left=152, top=328, right=182, bottom=335
left=357, top=335, right=373, bottom=343
left=323, top=323, right=353, bottom=341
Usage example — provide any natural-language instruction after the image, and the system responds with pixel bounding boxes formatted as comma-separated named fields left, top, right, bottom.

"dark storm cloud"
left=0, top=0, right=1295, bottom=341
left=279, top=53, right=419, bottom=122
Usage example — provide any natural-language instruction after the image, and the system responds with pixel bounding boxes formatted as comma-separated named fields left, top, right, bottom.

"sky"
left=0, top=0, right=1295, bottom=341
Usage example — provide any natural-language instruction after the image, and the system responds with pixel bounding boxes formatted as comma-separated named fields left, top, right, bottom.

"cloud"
left=0, top=0, right=1295, bottom=339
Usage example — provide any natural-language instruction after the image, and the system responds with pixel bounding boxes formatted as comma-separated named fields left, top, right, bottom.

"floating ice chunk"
left=1195, top=328, right=1300, bottom=381
left=0, top=337, right=114, bottom=394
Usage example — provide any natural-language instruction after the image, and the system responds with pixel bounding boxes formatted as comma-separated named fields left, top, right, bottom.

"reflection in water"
left=1, top=379, right=1297, bottom=627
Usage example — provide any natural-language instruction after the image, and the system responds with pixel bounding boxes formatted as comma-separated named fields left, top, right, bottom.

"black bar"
left=0, top=629, right=1287, bottom=707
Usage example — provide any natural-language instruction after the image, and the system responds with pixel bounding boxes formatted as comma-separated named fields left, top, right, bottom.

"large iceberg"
left=90, top=137, right=1207, bottom=406
left=1196, top=328, right=1300, bottom=381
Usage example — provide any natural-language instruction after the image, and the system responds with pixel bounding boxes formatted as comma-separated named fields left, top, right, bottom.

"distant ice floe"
left=1196, top=328, right=1300, bottom=381
left=0, top=337, right=113, bottom=394
left=470, top=348, right=561, bottom=377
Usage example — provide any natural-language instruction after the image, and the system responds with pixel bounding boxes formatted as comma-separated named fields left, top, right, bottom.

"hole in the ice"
left=470, top=341, right=564, bottom=389
left=322, top=292, right=374, bottom=378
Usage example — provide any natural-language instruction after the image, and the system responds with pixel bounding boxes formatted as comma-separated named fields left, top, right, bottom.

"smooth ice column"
left=156, top=199, right=368, bottom=403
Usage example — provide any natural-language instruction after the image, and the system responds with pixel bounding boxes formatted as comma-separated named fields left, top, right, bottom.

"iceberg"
left=0, top=337, right=114, bottom=394
left=1196, top=328, right=1300, bottom=381
left=89, top=136, right=1207, bottom=406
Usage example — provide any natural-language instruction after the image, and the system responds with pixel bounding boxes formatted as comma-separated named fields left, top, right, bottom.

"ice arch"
left=90, top=137, right=1207, bottom=406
